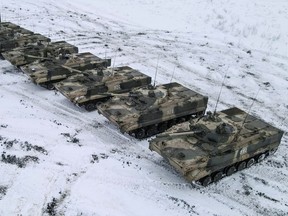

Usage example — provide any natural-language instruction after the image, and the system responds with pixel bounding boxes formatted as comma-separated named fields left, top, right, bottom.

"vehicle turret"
left=149, top=107, right=284, bottom=186
left=54, top=66, right=151, bottom=111
left=97, top=82, right=208, bottom=139
left=0, top=33, right=51, bottom=53
left=2, top=41, right=78, bottom=66
left=20, top=52, right=111, bottom=90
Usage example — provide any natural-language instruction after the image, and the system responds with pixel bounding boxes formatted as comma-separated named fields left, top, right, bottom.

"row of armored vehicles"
left=0, top=21, right=284, bottom=186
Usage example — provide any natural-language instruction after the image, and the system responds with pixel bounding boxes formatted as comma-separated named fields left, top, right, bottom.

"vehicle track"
left=1, top=1, right=288, bottom=215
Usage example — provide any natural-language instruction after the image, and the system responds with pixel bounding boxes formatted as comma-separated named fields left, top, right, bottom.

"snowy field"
left=0, top=0, right=288, bottom=215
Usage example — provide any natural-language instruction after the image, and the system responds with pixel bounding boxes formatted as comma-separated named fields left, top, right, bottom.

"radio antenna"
left=229, top=87, right=262, bottom=144
left=170, top=65, right=176, bottom=83
left=279, top=117, right=287, bottom=130
left=0, top=1, right=4, bottom=29
left=103, top=43, right=108, bottom=68
left=214, top=71, right=228, bottom=114
left=111, top=48, right=118, bottom=75
left=104, top=46, right=107, bottom=66
left=233, top=87, right=262, bottom=142
left=153, top=55, right=160, bottom=87
left=241, top=87, right=261, bottom=127
left=166, top=65, right=176, bottom=97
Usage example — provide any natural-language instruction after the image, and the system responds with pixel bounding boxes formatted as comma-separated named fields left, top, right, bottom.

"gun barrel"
left=61, top=65, right=82, bottom=73
left=24, top=54, right=52, bottom=60
left=157, top=131, right=197, bottom=137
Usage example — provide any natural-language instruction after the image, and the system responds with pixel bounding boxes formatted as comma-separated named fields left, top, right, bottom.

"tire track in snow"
left=1, top=1, right=288, bottom=215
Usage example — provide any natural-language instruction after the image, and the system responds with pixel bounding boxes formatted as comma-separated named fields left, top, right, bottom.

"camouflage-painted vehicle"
left=0, top=22, right=33, bottom=38
left=0, top=22, right=36, bottom=57
left=20, top=52, right=111, bottom=89
left=0, top=22, right=21, bottom=31
left=97, top=82, right=208, bottom=139
left=149, top=107, right=284, bottom=186
left=54, top=66, right=152, bottom=111
left=0, top=33, right=51, bottom=53
left=2, top=41, right=78, bottom=66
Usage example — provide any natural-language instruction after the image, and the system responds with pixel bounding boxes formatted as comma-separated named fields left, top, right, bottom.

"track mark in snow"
left=0, top=186, right=8, bottom=200
left=168, top=196, right=199, bottom=215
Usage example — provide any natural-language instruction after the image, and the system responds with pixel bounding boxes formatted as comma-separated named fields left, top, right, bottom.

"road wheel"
left=226, top=166, right=236, bottom=176
left=95, top=102, right=102, bottom=108
left=185, top=115, right=193, bottom=121
left=269, top=148, right=278, bottom=156
left=158, top=122, right=168, bottom=133
left=246, top=158, right=255, bottom=168
left=46, top=83, right=55, bottom=90
left=196, top=111, right=205, bottom=117
left=212, top=171, right=223, bottom=182
left=237, top=161, right=246, bottom=171
left=257, top=153, right=266, bottom=162
left=167, top=119, right=176, bottom=128
left=146, top=125, right=158, bottom=137
left=201, top=176, right=212, bottom=187
left=135, top=128, right=146, bottom=139
left=85, top=103, right=96, bottom=111
left=177, top=117, right=186, bottom=124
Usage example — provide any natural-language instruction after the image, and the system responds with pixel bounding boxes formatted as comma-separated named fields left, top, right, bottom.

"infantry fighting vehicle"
left=0, top=22, right=21, bottom=31
left=0, top=33, right=51, bottom=53
left=149, top=107, right=284, bottom=186
left=0, top=22, right=37, bottom=56
left=21, top=52, right=111, bottom=89
left=97, top=82, right=208, bottom=139
left=2, top=41, right=78, bottom=66
left=0, top=22, right=33, bottom=38
left=54, top=66, right=152, bottom=111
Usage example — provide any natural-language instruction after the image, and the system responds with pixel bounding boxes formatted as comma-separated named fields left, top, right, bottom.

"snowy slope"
left=0, top=0, right=288, bottom=215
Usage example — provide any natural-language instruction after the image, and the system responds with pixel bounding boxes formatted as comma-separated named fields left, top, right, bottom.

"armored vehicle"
left=0, top=22, right=21, bottom=31
left=0, top=22, right=36, bottom=57
left=54, top=66, right=152, bottom=111
left=2, top=41, right=78, bottom=66
left=0, top=33, right=51, bottom=53
left=149, top=107, right=284, bottom=186
left=20, top=52, right=111, bottom=89
left=97, top=82, right=208, bottom=139
left=0, top=22, right=33, bottom=37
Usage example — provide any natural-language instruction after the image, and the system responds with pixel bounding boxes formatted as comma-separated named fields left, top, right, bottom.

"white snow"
left=0, top=0, right=287, bottom=215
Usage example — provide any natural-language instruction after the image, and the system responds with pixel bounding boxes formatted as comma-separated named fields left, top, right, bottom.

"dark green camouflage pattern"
left=0, top=22, right=45, bottom=53
left=0, top=22, right=33, bottom=39
left=2, top=41, right=78, bottom=66
left=0, top=22, right=21, bottom=31
left=97, top=82, right=208, bottom=138
left=54, top=66, right=151, bottom=110
left=0, top=32, right=51, bottom=53
left=149, top=107, right=284, bottom=185
left=20, top=52, right=111, bottom=87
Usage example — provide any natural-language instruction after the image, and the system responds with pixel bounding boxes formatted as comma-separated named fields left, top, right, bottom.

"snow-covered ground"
left=0, top=0, right=287, bottom=215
